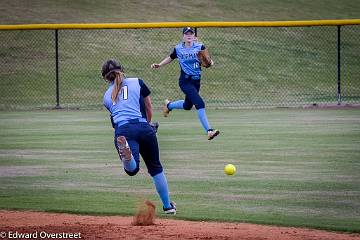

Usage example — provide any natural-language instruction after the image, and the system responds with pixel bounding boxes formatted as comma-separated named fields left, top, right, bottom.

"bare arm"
left=151, top=56, right=173, bottom=69
left=143, top=95, right=153, bottom=122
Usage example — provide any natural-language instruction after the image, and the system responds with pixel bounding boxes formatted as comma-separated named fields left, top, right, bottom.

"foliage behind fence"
left=0, top=21, right=359, bottom=110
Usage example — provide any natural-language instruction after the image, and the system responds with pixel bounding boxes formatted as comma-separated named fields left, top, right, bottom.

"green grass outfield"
left=1, top=0, right=359, bottom=24
left=0, top=109, right=359, bottom=232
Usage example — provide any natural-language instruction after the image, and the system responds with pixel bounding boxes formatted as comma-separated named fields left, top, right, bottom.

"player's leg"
left=138, top=123, right=176, bottom=214
left=114, top=127, right=140, bottom=175
left=163, top=99, right=185, bottom=117
left=182, top=94, right=194, bottom=110
left=195, top=81, right=220, bottom=140
left=122, top=138, right=140, bottom=175
left=182, top=80, right=220, bottom=140
left=167, top=99, right=185, bottom=111
left=163, top=96, right=192, bottom=116
left=163, top=72, right=191, bottom=117
left=180, top=81, right=209, bottom=130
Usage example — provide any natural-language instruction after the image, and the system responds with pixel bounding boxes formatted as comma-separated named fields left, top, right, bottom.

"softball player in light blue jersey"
left=151, top=27, right=220, bottom=140
left=102, top=59, right=176, bottom=214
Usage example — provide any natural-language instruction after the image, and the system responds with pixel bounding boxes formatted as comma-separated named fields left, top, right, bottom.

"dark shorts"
left=179, top=71, right=205, bottom=110
left=114, top=122, right=163, bottom=177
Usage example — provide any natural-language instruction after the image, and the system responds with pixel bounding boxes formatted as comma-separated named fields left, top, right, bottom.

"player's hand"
left=149, top=121, right=159, bottom=133
left=151, top=63, right=160, bottom=69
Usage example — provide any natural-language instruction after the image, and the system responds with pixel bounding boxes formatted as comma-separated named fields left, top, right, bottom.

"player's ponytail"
left=101, top=59, right=125, bottom=105
left=111, top=71, right=125, bottom=104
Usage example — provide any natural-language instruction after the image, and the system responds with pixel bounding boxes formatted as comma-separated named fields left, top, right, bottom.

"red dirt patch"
left=0, top=210, right=359, bottom=240
left=132, top=200, right=156, bottom=226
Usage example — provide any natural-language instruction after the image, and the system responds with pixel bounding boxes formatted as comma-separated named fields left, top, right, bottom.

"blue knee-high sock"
left=168, top=100, right=184, bottom=111
left=152, top=171, right=171, bottom=209
left=197, top=108, right=211, bottom=133
left=122, top=156, right=137, bottom=172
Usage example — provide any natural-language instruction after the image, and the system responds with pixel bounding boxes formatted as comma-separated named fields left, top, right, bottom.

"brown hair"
left=109, top=71, right=126, bottom=104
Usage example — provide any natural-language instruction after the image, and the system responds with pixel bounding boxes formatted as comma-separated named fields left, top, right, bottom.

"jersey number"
left=194, top=62, right=200, bottom=69
left=122, top=86, right=128, bottom=100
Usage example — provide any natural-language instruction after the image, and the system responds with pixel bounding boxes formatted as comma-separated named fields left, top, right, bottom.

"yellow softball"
left=224, top=164, right=236, bottom=175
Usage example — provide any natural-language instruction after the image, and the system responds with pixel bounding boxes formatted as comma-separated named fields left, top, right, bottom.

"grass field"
left=1, top=0, right=360, bottom=24
left=0, top=109, right=359, bottom=232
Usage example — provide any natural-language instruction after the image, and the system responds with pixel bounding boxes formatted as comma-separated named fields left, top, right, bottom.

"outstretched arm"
left=151, top=56, right=173, bottom=69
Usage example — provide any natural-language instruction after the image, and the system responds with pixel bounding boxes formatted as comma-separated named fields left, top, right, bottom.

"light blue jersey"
left=103, top=77, right=150, bottom=125
left=171, top=42, right=205, bottom=76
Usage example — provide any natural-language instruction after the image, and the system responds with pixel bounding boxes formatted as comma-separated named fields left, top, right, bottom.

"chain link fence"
left=0, top=24, right=359, bottom=110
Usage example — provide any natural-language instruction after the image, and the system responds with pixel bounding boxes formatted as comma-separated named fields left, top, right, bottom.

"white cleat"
left=207, top=129, right=220, bottom=140
left=163, top=201, right=176, bottom=215
left=163, top=99, right=171, bottom=117
left=117, top=136, right=132, bottom=161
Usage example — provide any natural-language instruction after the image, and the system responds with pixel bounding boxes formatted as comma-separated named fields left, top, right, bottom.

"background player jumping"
left=151, top=27, right=220, bottom=140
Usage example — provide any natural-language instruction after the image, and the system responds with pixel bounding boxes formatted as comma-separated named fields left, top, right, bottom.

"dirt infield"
left=0, top=211, right=359, bottom=240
